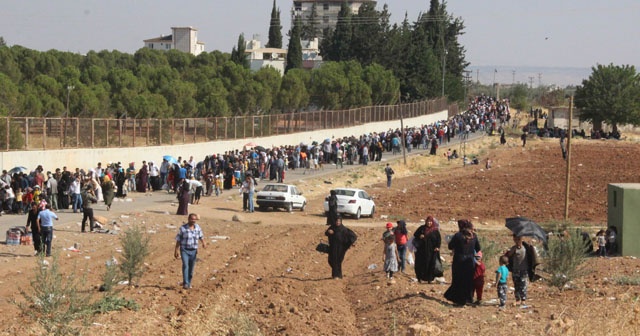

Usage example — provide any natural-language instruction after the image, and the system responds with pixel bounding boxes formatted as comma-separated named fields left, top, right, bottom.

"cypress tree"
left=231, top=33, right=249, bottom=68
left=285, top=16, right=303, bottom=73
left=266, top=0, right=283, bottom=49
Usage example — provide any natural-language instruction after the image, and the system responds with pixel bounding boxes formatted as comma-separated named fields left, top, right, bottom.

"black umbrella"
left=505, top=217, right=547, bottom=245
left=254, top=145, right=266, bottom=152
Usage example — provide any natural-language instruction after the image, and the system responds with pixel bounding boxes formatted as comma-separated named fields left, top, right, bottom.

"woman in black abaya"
left=413, top=215, right=441, bottom=283
left=444, top=219, right=481, bottom=306
left=325, top=217, right=357, bottom=279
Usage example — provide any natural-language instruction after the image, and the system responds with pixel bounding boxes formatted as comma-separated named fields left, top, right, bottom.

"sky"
left=1, top=0, right=639, bottom=82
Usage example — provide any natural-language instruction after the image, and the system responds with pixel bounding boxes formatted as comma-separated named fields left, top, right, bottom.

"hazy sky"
left=1, top=0, right=638, bottom=69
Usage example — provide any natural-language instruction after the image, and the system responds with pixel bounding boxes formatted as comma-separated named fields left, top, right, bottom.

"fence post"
left=43, top=118, right=47, bottom=150
left=24, top=118, right=29, bottom=150
left=91, top=119, right=95, bottom=148
left=132, top=120, right=136, bottom=147
left=75, top=118, right=79, bottom=148
left=182, top=119, right=186, bottom=144
left=215, top=117, right=218, bottom=140
left=118, top=119, right=122, bottom=147
left=106, top=120, right=109, bottom=147
left=158, top=119, right=162, bottom=145
left=60, top=118, right=64, bottom=149
left=193, top=118, right=197, bottom=143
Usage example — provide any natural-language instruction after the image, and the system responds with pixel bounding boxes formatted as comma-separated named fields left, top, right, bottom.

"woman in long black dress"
left=444, top=219, right=481, bottom=306
left=325, top=217, right=357, bottom=279
left=223, top=163, right=234, bottom=190
left=413, top=215, right=441, bottom=283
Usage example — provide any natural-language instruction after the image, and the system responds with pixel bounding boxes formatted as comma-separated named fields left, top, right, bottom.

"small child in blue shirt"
left=495, top=255, right=509, bottom=308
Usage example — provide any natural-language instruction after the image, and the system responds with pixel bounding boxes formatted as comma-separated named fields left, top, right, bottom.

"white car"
left=323, top=188, right=375, bottom=220
left=256, top=183, right=307, bottom=212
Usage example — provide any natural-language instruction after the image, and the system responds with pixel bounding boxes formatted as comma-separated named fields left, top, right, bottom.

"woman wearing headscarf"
left=102, top=175, right=115, bottom=211
left=413, top=216, right=441, bottom=283
left=176, top=180, right=190, bottom=216
left=136, top=161, right=148, bottom=192
left=325, top=217, right=357, bottom=279
left=326, top=190, right=339, bottom=225
left=444, top=219, right=481, bottom=306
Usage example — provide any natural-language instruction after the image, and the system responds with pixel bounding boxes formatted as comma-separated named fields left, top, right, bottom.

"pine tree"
left=285, top=16, right=303, bottom=73
left=266, top=0, right=282, bottom=49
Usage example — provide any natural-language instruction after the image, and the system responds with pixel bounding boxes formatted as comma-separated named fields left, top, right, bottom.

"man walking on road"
left=174, top=213, right=206, bottom=289
left=384, top=163, right=395, bottom=188
left=37, top=204, right=58, bottom=257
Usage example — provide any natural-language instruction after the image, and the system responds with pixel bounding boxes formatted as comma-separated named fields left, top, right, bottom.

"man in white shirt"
left=70, top=175, right=83, bottom=213
left=187, top=178, right=203, bottom=205
left=149, top=161, right=160, bottom=191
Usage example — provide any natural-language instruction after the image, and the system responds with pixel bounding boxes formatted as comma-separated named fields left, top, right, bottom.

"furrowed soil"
left=2, top=135, right=640, bottom=335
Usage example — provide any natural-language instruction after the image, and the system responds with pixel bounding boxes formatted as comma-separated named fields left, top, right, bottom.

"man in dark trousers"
left=325, top=217, right=357, bottom=279
left=81, top=184, right=97, bottom=232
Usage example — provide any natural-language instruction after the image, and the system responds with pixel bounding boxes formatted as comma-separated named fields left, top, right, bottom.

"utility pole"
left=564, top=95, right=573, bottom=221
left=538, top=73, right=542, bottom=87
left=512, top=70, right=516, bottom=84
left=493, top=69, right=497, bottom=97
left=476, top=69, right=479, bottom=84
left=399, top=91, right=406, bottom=165
left=441, top=50, right=447, bottom=97
left=528, top=76, right=535, bottom=89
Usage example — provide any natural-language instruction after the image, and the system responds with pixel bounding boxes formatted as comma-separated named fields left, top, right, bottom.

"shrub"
left=118, top=226, right=151, bottom=286
left=544, top=227, right=588, bottom=289
left=15, top=253, right=93, bottom=336
left=100, top=256, right=122, bottom=293
left=92, top=295, right=139, bottom=314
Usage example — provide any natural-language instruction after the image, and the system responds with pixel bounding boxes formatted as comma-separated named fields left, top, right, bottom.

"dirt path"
left=2, top=135, right=640, bottom=335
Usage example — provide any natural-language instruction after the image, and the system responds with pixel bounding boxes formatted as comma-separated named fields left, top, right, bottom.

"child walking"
left=496, top=255, right=509, bottom=309
left=473, top=251, right=486, bottom=304
left=596, top=229, right=607, bottom=258
left=383, top=233, right=400, bottom=283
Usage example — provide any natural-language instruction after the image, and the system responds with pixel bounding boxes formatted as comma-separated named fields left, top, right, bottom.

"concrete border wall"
left=0, top=110, right=447, bottom=171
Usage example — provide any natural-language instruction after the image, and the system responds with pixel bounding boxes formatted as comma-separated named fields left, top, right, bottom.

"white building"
left=292, top=0, right=376, bottom=37
left=143, top=27, right=205, bottom=56
left=301, top=37, right=322, bottom=69
left=245, top=37, right=287, bottom=75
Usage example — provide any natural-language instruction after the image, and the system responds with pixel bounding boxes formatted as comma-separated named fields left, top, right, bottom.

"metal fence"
left=1, top=98, right=451, bottom=151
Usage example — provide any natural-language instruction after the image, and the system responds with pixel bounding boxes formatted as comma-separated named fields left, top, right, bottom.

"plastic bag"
left=434, top=252, right=444, bottom=277
left=407, top=237, right=417, bottom=253
left=407, top=252, right=415, bottom=265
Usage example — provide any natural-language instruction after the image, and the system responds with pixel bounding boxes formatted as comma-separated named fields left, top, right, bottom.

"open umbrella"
left=8, top=166, right=28, bottom=175
left=254, top=146, right=266, bottom=152
left=162, top=155, right=179, bottom=165
left=505, top=217, right=547, bottom=245
left=244, top=141, right=260, bottom=148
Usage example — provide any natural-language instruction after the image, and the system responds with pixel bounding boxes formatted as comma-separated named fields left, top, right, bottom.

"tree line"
left=0, top=44, right=403, bottom=119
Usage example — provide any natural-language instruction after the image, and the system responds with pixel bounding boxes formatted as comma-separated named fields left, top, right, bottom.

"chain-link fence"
left=1, top=98, right=450, bottom=151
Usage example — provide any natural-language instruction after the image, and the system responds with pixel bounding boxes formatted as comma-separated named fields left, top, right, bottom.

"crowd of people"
left=323, top=203, right=544, bottom=310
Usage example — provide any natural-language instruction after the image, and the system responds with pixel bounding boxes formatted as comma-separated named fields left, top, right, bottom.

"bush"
left=15, top=253, right=93, bottom=336
left=544, top=227, right=588, bottom=289
left=92, top=295, right=139, bottom=314
left=118, top=226, right=151, bottom=286
left=100, top=256, right=122, bottom=293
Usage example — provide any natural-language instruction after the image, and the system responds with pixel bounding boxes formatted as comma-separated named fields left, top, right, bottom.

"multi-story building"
left=245, top=36, right=287, bottom=74
left=291, top=0, right=376, bottom=38
left=143, top=27, right=205, bottom=56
